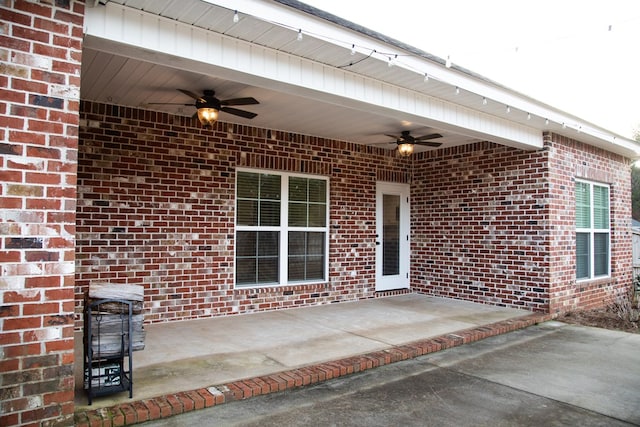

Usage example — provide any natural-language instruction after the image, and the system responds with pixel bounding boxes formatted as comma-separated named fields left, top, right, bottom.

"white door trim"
left=375, top=182, right=410, bottom=291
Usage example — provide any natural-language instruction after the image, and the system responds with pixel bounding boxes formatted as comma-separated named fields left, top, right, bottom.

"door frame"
left=375, top=182, right=410, bottom=291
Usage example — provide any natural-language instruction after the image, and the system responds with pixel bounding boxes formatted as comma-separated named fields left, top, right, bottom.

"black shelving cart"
left=84, top=298, right=134, bottom=405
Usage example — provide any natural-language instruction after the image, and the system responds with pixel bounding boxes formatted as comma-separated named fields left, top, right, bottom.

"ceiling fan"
left=381, top=130, right=443, bottom=156
left=148, top=89, right=259, bottom=127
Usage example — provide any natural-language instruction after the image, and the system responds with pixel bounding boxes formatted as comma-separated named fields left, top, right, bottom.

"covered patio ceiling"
left=81, top=0, right=640, bottom=158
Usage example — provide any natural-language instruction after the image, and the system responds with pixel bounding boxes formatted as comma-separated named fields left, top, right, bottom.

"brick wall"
left=410, top=134, right=632, bottom=314
left=0, top=1, right=84, bottom=426
left=546, top=132, right=633, bottom=312
left=410, top=141, right=551, bottom=311
left=76, top=102, right=410, bottom=327
left=77, top=103, right=634, bottom=326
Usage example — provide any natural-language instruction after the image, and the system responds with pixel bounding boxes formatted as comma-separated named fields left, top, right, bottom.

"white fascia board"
left=84, top=2, right=542, bottom=149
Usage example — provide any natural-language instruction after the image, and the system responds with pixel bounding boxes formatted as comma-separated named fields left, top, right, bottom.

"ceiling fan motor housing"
left=197, top=90, right=221, bottom=110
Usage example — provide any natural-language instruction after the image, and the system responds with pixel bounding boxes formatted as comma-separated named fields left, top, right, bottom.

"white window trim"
left=235, top=168, right=330, bottom=288
left=575, top=179, right=611, bottom=281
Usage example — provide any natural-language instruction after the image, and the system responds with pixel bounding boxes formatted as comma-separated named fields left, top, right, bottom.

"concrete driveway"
left=139, top=321, right=640, bottom=426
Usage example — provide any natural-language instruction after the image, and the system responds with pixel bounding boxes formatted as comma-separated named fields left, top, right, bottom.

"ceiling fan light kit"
left=197, top=107, right=219, bottom=127
left=397, top=143, right=414, bottom=157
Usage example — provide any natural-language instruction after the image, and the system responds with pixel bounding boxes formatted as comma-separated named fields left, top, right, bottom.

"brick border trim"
left=74, top=313, right=551, bottom=426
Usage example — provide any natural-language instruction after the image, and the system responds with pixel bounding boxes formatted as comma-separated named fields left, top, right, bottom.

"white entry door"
left=375, top=182, right=410, bottom=291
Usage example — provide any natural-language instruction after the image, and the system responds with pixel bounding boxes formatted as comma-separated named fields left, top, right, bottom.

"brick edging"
left=74, top=313, right=551, bottom=426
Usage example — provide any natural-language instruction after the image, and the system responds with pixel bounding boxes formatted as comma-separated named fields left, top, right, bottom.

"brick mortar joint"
left=73, top=313, right=548, bottom=425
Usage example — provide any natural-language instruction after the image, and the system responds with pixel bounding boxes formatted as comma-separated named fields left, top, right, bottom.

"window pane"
left=237, top=172, right=259, bottom=198
left=238, top=172, right=281, bottom=227
left=237, top=200, right=258, bottom=226
left=594, top=233, right=609, bottom=276
left=289, top=177, right=307, bottom=201
left=288, top=178, right=327, bottom=227
left=260, top=201, right=280, bottom=226
left=260, top=174, right=281, bottom=200
left=287, top=232, right=325, bottom=282
left=306, top=256, right=324, bottom=280
left=288, top=202, right=307, bottom=227
left=236, top=258, right=256, bottom=285
left=308, top=179, right=326, bottom=203
left=308, top=204, right=326, bottom=227
left=307, top=232, right=324, bottom=254
left=236, top=231, right=280, bottom=286
left=258, top=231, right=279, bottom=256
left=288, top=231, right=305, bottom=255
left=593, top=185, right=609, bottom=229
left=236, top=232, right=256, bottom=257
left=576, top=232, right=590, bottom=279
left=288, top=257, right=305, bottom=281
left=575, top=182, right=590, bottom=228
left=258, top=258, right=278, bottom=283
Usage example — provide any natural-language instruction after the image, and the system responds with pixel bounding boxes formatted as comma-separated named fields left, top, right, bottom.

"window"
left=235, top=170, right=328, bottom=287
left=575, top=180, right=610, bottom=280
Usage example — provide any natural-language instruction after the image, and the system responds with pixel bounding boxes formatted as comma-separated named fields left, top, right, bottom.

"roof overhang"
left=82, top=0, right=640, bottom=158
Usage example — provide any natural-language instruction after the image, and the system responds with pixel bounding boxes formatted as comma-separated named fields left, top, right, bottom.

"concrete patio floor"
left=74, top=293, right=548, bottom=425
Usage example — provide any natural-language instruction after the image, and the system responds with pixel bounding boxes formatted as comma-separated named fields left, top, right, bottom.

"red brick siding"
left=410, top=134, right=632, bottom=314
left=0, top=1, right=83, bottom=426
left=77, top=103, right=634, bottom=325
left=546, top=132, right=632, bottom=312
left=411, top=141, right=551, bottom=311
left=76, top=102, right=410, bottom=327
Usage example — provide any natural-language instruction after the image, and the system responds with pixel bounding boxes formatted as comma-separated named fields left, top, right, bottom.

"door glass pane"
left=383, top=194, right=400, bottom=276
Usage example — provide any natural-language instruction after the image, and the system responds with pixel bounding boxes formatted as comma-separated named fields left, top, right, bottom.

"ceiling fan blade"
left=384, top=134, right=400, bottom=140
left=177, top=89, right=205, bottom=102
left=415, top=133, right=443, bottom=141
left=221, top=107, right=257, bottom=119
left=221, top=97, right=259, bottom=106
left=414, top=140, right=442, bottom=147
